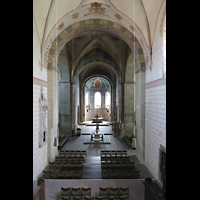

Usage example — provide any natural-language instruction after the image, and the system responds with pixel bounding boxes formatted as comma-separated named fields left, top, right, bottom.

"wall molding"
left=145, top=77, right=166, bottom=89
left=33, top=77, right=48, bottom=87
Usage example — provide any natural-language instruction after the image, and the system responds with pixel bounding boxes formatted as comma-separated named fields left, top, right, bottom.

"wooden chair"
left=115, top=170, right=123, bottom=179
left=77, top=163, right=83, bottom=170
left=121, top=162, right=127, bottom=170
left=107, top=162, right=114, bottom=170
left=116, top=150, right=122, bottom=156
left=101, top=156, right=106, bottom=162
left=63, top=162, right=70, bottom=169
left=118, top=195, right=128, bottom=200
left=71, top=187, right=81, bottom=196
left=114, top=163, right=121, bottom=170
left=109, top=187, right=119, bottom=196
left=83, top=197, right=94, bottom=200
left=99, top=187, right=108, bottom=196
left=101, top=162, right=107, bottom=170
left=81, top=187, right=91, bottom=197
left=128, top=162, right=135, bottom=170
left=50, top=171, right=58, bottom=179
left=43, top=170, right=51, bottom=179
left=131, top=169, right=140, bottom=179
left=71, top=197, right=83, bottom=200
left=61, top=196, right=71, bottom=200
left=122, top=150, right=127, bottom=156
left=70, top=150, right=76, bottom=156
left=49, top=162, right=56, bottom=169
left=58, top=171, right=66, bottom=179
left=106, top=196, right=117, bottom=200
left=61, top=187, right=71, bottom=197
left=95, top=196, right=106, bottom=200
left=74, top=170, right=82, bottom=179
left=119, top=187, right=129, bottom=196
left=66, top=171, right=73, bottom=179
left=110, top=150, right=116, bottom=156
left=81, top=150, right=87, bottom=157
left=108, top=170, right=115, bottom=179
left=56, top=162, right=63, bottom=168
left=101, top=170, right=109, bottom=179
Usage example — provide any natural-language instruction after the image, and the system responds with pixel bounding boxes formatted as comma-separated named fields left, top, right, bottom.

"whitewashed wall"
left=144, top=3, right=166, bottom=180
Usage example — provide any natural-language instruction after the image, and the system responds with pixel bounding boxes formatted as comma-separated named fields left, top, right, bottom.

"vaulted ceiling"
left=33, top=0, right=165, bottom=50
left=33, top=0, right=166, bottom=82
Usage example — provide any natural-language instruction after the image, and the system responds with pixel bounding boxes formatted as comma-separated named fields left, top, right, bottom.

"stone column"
left=59, top=82, right=71, bottom=137
left=136, top=70, right=146, bottom=163
left=124, top=82, right=135, bottom=136
left=47, top=69, right=59, bottom=162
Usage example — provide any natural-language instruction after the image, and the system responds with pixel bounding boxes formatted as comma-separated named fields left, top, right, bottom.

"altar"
left=91, top=132, right=103, bottom=141
left=92, top=117, right=103, bottom=123
left=92, top=111, right=103, bottom=123
left=83, top=123, right=111, bottom=144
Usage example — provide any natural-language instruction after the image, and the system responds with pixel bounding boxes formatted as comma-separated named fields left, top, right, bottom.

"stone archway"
left=47, top=19, right=147, bottom=163
left=47, top=19, right=146, bottom=73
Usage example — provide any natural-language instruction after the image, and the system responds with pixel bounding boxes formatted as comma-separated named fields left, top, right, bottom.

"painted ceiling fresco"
left=85, top=77, right=111, bottom=90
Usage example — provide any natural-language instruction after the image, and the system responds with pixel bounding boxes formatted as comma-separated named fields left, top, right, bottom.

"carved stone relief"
left=39, top=86, right=48, bottom=148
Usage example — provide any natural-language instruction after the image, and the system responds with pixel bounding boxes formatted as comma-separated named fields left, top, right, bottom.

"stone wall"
left=145, top=82, right=166, bottom=179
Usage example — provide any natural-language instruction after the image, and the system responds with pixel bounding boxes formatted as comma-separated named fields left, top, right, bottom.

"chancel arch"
left=84, top=76, right=112, bottom=122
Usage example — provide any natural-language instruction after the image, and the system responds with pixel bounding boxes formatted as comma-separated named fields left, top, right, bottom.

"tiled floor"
left=43, top=123, right=160, bottom=200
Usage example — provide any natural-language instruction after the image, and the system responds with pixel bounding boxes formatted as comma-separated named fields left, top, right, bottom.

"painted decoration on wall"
left=114, top=13, right=122, bottom=20
left=57, top=23, right=64, bottom=30
left=85, top=77, right=111, bottom=109
left=88, top=2, right=106, bottom=15
left=85, top=77, right=111, bottom=90
left=94, top=78, right=102, bottom=89
left=72, top=12, right=79, bottom=19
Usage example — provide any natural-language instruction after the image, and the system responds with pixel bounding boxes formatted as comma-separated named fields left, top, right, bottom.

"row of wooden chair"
left=101, top=156, right=130, bottom=163
left=101, top=150, right=127, bottom=156
left=43, top=170, right=82, bottom=179
left=99, top=187, right=129, bottom=197
left=55, top=156, right=85, bottom=163
left=49, top=162, right=83, bottom=170
left=102, top=170, right=140, bottom=179
left=101, top=162, right=135, bottom=170
left=60, top=150, right=87, bottom=157
left=61, top=196, right=128, bottom=200
left=61, top=187, right=91, bottom=197
left=61, top=187, right=129, bottom=200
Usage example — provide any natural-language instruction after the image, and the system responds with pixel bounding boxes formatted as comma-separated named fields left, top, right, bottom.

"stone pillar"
left=59, top=82, right=71, bottom=137
left=136, top=70, right=145, bottom=163
left=72, top=81, right=79, bottom=132
left=47, top=69, right=59, bottom=162
left=124, top=82, right=135, bottom=136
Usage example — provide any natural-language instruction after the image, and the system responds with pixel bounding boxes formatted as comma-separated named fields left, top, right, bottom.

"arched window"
left=94, top=92, right=101, bottom=108
left=105, top=91, right=110, bottom=109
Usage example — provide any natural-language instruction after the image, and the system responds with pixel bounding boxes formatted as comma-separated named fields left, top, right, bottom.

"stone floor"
left=43, top=123, right=161, bottom=200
